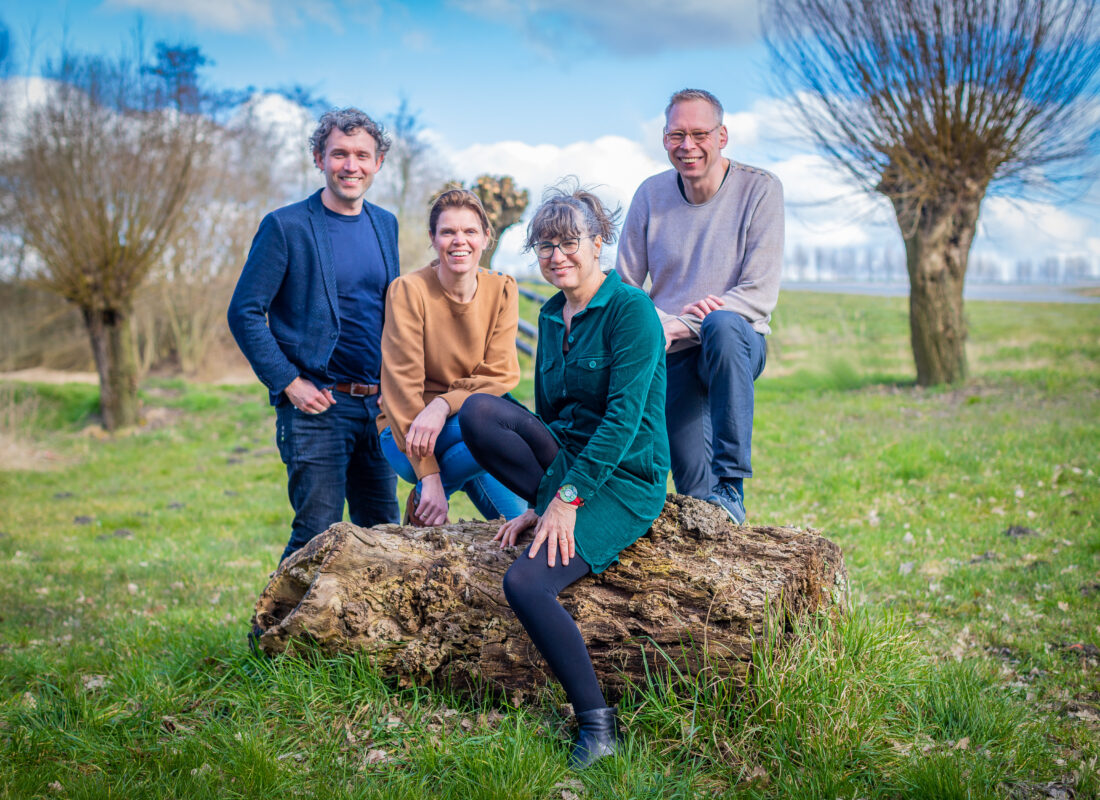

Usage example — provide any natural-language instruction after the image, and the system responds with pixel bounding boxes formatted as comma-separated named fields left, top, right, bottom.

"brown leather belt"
left=332, top=382, right=379, bottom=397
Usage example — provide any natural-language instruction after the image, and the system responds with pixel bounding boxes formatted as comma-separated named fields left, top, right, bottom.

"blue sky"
left=4, top=0, right=769, bottom=148
left=3, top=0, right=1098, bottom=279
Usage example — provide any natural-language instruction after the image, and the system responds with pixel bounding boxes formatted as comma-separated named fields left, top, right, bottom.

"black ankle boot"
left=569, top=706, right=620, bottom=769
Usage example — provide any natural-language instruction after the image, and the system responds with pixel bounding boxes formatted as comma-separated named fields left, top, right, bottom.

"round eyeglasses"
left=535, top=237, right=589, bottom=259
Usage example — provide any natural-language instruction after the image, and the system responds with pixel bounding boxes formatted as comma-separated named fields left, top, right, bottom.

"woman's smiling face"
left=432, top=207, right=488, bottom=276
left=538, top=232, right=603, bottom=293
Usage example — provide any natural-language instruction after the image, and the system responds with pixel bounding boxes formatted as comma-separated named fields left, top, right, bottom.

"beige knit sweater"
left=616, top=162, right=784, bottom=349
left=377, top=264, right=520, bottom=478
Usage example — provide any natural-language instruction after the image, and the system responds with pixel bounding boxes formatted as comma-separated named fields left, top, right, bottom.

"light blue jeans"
left=379, top=416, right=527, bottom=521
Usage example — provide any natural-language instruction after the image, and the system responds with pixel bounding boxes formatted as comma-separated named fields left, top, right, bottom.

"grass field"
left=1, top=290, right=1097, bottom=799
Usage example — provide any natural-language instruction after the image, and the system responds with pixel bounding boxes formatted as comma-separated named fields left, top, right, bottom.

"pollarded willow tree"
left=764, top=0, right=1100, bottom=385
left=2, top=47, right=220, bottom=428
left=471, top=175, right=529, bottom=269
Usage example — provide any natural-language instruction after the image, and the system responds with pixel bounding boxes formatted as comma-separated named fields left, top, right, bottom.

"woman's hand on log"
left=416, top=473, right=449, bottom=526
left=529, top=497, right=577, bottom=567
left=494, top=508, right=537, bottom=548
left=406, top=398, right=450, bottom=458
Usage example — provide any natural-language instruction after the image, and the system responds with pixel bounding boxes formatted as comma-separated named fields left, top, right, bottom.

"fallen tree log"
left=253, top=494, right=847, bottom=700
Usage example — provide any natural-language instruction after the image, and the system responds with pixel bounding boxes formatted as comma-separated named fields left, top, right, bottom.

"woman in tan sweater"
left=377, top=189, right=526, bottom=526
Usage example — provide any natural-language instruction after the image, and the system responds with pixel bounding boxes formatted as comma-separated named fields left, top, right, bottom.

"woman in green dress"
left=459, top=183, right=669, bottom=769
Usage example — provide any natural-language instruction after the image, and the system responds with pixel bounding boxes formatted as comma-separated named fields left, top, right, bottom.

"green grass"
left=1, top=290, right=1097, bottom=798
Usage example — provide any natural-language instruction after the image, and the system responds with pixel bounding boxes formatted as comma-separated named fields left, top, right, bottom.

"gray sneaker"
left=705, top=482, right=746, bottom=525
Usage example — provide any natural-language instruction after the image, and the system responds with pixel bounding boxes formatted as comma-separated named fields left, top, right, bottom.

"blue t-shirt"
left=322, top=207, right=388, bottom=385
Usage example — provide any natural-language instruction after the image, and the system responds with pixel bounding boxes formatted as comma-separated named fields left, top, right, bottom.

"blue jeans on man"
left=665, top=310, right=767, bottom=501
left=379, top=416, right=527, bottom=522
left=275, top=392, right=398, bottom=562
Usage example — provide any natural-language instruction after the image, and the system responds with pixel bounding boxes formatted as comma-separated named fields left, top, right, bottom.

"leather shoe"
left=403, top=488, right=426, bottom=527
left=402, top=486, right=449, bottom=527
left=569, top=706, right=620, bottom=769
left=247, top=623, right=267, bottom=658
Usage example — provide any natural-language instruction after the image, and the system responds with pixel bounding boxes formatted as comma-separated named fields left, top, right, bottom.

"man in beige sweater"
left=617, top=88, right=784, bottom=525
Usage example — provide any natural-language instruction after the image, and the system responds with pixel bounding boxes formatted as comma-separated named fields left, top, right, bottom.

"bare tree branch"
left=764, top=0, right=1100, bottom=384
left=0, top=44, right=244, bottom=427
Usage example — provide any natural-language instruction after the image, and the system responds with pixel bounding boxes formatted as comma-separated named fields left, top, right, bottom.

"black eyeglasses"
left=535, top=237, right=590, bottom=259
left=663, top=125, right=720, bottom=147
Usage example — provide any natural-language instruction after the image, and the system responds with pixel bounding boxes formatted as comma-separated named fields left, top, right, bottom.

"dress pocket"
left=620, top=441, right=656, bottom=482
left=569, top=353, right=611, bottom=400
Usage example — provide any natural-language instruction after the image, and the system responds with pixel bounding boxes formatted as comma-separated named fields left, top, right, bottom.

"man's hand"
left=285, top=377, right=335, bottom=414
left=493, top=508, right=538, bottom=548
left=528, top=497, right=577, bottom=567
left=681, top=294, right=725, bottom=320
left=415, top=473, right=449, bottom=526
left=406, top=397, right=450, bottom=458
left=662, top=317, right=693, bottom=351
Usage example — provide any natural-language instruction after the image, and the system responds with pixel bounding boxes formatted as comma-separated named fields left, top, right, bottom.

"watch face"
left=558, top=484, right=578, bottom=503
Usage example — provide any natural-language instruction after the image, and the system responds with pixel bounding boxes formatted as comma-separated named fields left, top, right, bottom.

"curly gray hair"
left=309, top=108, right=391, bottom=158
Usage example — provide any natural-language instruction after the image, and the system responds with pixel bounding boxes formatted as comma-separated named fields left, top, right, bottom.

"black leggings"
left=459, top=395, right=607, bottom=713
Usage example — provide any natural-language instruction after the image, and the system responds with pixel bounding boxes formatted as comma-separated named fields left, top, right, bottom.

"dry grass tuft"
left=0, top=385, right=62, bottom=470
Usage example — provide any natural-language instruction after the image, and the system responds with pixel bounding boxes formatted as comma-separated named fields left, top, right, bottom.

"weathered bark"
left=891, top=187, right=984, bottom=386
left=253, top=495, right=848, bottom=701
left=82, top=306, right=139, bottom=430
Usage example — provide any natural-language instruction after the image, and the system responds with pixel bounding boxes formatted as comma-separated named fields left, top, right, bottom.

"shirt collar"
left=543, top=270, right=620, bottom=324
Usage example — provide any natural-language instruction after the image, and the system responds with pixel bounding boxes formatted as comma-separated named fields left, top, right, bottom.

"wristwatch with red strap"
left=555, top=484, right=584, bottom=507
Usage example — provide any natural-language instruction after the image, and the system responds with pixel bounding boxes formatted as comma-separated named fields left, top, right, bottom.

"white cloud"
left=979, top=197, right=1090, bottom=247
left=425, top=131, right=664, bottom=274
left=726, top=93, right=1100, bottom=274
left=723, top=111, right=760, bottom=152
left=236, top=91, right=322, bottom=196
left=451, top=0, right=761, bottom=54
left=107, top=0, right=276, bottom=30
left=974, top=197, right=1099, bottom=265
left=0, top=77, right=57, bottom=124
left=0, top=78, right=59, bottom=160
left=769, top=153, right=895, bottom=249
left=103, top=0, right=368, bottom=33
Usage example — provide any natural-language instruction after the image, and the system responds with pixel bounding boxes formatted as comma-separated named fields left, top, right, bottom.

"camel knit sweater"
left=616, top=162, right=784, bottom=350
left=377, top=264, right=520, bottom=479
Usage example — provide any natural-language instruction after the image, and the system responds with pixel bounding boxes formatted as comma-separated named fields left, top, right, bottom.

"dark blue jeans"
left=275, top=392, right=398, bottom=562
left=666, top=310, right=767, bottom=498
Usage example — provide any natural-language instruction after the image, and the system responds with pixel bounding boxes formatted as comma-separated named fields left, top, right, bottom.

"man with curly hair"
left=229, top=108, right=400, bottom=563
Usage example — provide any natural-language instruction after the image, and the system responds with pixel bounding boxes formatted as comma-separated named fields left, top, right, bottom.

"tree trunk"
left=252, top=495, right=848, bottom=702
left=892, top=190, right=984, bottom=386
left=82, top=306, right=140, bottom=430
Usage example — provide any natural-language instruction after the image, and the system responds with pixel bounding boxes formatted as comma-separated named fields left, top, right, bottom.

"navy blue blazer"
left=227, top=189, right=400, bottom=405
